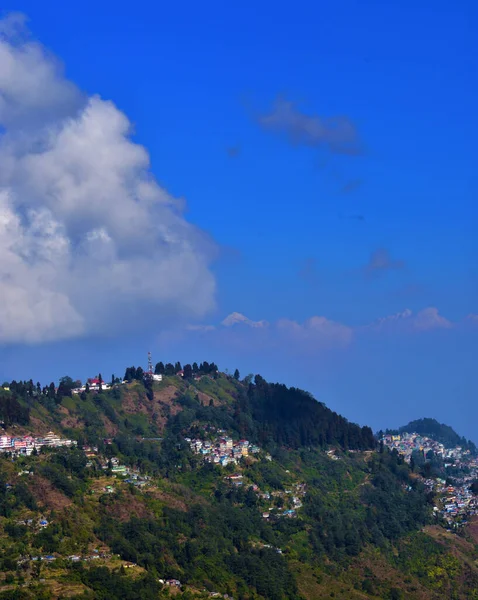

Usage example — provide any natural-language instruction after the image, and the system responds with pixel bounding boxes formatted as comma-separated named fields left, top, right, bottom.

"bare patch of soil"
left=109, top=492, right=152, bottom=522
left=30, top=475, right=72, bottom=511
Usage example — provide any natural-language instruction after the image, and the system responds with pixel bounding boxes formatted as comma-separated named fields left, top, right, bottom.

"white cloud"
left=276, top=316, right=353, bottom=347
left=221, top=312, right=269, bottom=328
left=0, top=14, right=216, bottom=343
left=413, top=307, right=452, bottom=331
left=187, top=306, right=462, bottom=353
left=188, top=312, right=353, bottom=350
left=364, top=307, right=452, bottom=333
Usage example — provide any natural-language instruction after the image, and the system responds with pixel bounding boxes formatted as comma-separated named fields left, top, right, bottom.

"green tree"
left=164, top=363, right=175, bottom=376
left=124, top=367, right=136, bottom=382
left=155, top=362, right=165, bottom=375
left=234, top=369, right=240, bottom=380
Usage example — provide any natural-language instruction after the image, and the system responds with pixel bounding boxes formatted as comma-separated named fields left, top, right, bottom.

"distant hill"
left=387, top=418, right=477, bottom=454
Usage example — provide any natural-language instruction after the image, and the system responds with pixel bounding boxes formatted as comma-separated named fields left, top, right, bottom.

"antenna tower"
left=147, top=351, right=153, bottom=375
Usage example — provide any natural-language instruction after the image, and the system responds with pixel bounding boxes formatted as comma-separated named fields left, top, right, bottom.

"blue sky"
left=0, top=1, right=477, bottom=439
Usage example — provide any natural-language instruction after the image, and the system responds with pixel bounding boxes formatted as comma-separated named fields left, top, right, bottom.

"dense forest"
left=238, top=376, right=375, bottom=450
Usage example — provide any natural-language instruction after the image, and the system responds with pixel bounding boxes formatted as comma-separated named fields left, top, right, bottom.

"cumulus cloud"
left=0, top=14, right=216, bottom=343
left=364, top=307, right=452, bottom=333
left=365, top=248, right=405, bottom=277
left=413, top=307, right=452, bottom=331
left=187, top=312, right=353, bottom=351
left=276, top=316, right=353, bottom=348
left=257, top=96, right=362, bottom=156
left=187, top=306, right=463, bottom=352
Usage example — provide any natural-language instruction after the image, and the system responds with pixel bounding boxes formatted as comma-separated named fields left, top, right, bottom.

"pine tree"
left=164, top=363, right=175, bottom=376
left=155, top=362, right=165, bottom=375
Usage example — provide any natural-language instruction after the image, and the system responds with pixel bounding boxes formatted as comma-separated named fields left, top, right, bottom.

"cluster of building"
left=72, top=375, right=164, bottom=395
left=14, top=517, right=49, bottom=529
left=423, top=478, right=478, bottom=529
left=381, top=432, right=470, bottom=463
left=261, top=483, right=306, bottom=520
left=382, top=432, right=478, bottom=530
left=18, top=550, right=113, bottom=566
left=186, top=434, right=263, bottom=466
left=0, top=432, right=76, bottom=456
left=82, top=450, right=151, bottom=490
left=222, top=473, right=306, bottom=520
left=72, top=378, right=112, bottom=394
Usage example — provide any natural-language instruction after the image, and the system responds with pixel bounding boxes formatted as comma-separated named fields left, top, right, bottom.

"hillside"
left=387, top=418, right=477, bottom=454
left=1, top=369, right=478, bottom=599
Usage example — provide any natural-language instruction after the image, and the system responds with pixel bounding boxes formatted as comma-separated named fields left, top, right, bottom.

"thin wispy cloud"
left=390, top=283, right=425, bottom=300
left=298, top=257, right=320, bottom=283
left=340, top=178, right=363, bottom=194
left=0, top=14, right=217, bottom=344
left=365, top=248, right=405, bottom=278
left=257, top=96, right=363, bottom=156
left=226, top=145, right=240, bottom=158
left=363, top=307, right=452, bottom=333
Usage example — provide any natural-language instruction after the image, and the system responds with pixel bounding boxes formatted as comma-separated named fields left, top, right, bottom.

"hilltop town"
left=382, top=431, right=478, bottom=530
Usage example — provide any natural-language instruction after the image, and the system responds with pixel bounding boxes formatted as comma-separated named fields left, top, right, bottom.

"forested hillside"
left=1, top=369, right=478, bottom=599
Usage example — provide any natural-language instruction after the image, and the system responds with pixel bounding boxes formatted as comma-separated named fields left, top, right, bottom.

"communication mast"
left=147, top=351, right=153, bottom=375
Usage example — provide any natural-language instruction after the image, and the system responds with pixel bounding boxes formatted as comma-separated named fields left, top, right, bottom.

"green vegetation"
left=1, top=368, right=478, bottom=599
